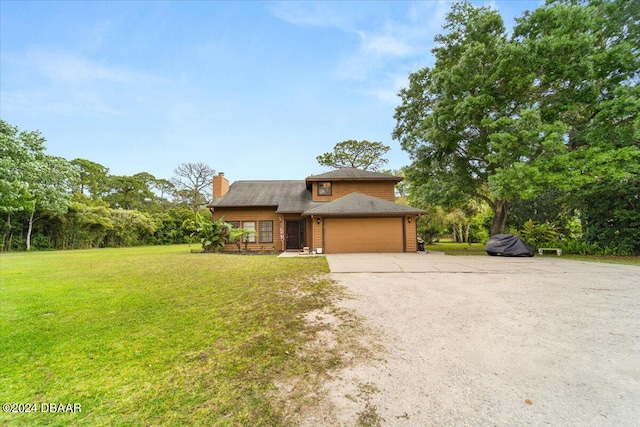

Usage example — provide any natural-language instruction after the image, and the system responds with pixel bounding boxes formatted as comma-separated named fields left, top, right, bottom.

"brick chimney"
left=212, top=172, right=229, bottom=198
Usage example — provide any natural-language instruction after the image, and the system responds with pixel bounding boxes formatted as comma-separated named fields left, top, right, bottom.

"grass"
left=561, top=254, right=640, bottom=266
left=425, top=241, right=486, bottom=256
left=0, top=245, right=338, bottom=426
left=427, top=240, right=640, bottom=265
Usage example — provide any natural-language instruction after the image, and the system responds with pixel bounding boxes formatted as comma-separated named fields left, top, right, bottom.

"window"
left=259, top=221, right=273, bottom=243
left=317, top=181, right=332, bottom=196
left=242, top=221, right=256, bottom=243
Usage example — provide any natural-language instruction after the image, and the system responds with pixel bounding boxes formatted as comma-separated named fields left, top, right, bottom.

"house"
left=207, top=168, right=425, bottom=253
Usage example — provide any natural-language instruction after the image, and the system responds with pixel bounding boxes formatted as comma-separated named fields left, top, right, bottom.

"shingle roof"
left=208, top=170, right=423, bottom=217
left=302, top=193, right=425, bottom=216
left=208, top=180, right=323, bottom=213
left=305, top=167, right=402, bottom=182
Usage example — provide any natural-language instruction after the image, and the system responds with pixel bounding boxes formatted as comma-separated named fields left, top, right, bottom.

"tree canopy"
left=394, top=0, right=639, bottom=242
left=0, top=119, right=219, bottom=251
left=0, top=120, right=42, bottom=218
left=316, top=139, right=390, bottom=171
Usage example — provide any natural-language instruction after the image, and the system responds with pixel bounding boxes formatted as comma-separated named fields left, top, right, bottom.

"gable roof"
left=302, top=193, right=425, bottom=217
left=305, top=167, right=402, bottom=183
left=208, top=180, right=323, bottom=213
left=208, top=169, right=424, bottom=216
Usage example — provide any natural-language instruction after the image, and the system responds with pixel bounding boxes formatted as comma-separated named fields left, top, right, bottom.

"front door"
left=286, top=220, right=302, bottom=250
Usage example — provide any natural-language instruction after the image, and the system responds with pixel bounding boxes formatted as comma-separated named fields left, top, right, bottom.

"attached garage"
left=324, top=217, right=404, bottom=253
left=304, top=192, right=425, bottom=254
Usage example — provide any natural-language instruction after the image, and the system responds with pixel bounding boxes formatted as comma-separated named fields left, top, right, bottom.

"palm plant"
left=191, top=213, right=230, bottom=252
left=228, top=227, right=256, bottom=252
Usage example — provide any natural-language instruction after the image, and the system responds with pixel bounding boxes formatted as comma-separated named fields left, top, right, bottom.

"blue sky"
left=1, top=0, right=542, bottom=182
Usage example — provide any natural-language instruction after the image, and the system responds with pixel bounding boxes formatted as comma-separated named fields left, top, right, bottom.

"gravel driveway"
left=316, top=253, right=640, bottom=426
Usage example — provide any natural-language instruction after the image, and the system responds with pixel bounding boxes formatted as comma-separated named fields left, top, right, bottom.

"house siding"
left=213, top=207, right=285, bottom=252
left=311, top=217, right=323, bottom=253
left=305, top=217, right=313, bottom=250
left=212, top=208, right=315, bottom=252
left=311, top=181, right=395, bottom=202
left=405, top=216, right=418, bottom=252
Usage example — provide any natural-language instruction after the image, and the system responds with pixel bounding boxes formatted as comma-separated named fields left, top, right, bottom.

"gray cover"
left=485, top=234, right=535, bottom=257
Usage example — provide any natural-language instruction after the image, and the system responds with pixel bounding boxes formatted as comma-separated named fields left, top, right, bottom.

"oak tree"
left=394, top=0, right=639, bottom=239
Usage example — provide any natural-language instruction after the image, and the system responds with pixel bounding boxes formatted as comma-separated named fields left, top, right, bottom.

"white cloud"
left=360, top=73, right=410, bottom=105
left=407, top=0, right=450, bottom=29
left=2, top=50, right=171, bottom=118
left=2, top=88, right=122, bottom=117
left=23, top=50, right=169, bottom=86
left=269, top=1, right=445, bottom=73
left=47, top=55, right=130, bottom=84
left=359, top=32, right=413, bottom=57
left=267, top=1, right=358, bottom=30
left=331, top=2, right=444, bottom=86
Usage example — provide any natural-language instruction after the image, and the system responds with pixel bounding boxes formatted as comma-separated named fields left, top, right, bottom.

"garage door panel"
left=325, top=218, right=403, bottom=253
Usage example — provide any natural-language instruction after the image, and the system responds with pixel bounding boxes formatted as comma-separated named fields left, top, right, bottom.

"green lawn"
left=427, top=241, right=640, bottom=265
left=425, top=241, right=487, bottom=255
left=0, top=245, right=334, bottom=426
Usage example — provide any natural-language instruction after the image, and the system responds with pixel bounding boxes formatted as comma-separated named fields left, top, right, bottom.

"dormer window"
left=317, top=181, right=332, bottom=196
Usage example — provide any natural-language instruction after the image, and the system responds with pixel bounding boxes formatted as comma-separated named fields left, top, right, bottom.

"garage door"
left=324, top=217, right=404, bottom=253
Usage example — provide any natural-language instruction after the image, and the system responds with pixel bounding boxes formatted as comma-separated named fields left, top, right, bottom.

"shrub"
left=559, top=239, right=600, bottom=255
left=520, top=219, right=558, bottom=248
left=558, top=239, right=634, bottom=256
left=191, top=213, right=230, bottom=252
left=105, top=209, right=157, bottom=247
left=31, top=233, right=53, bottom=250
left=581, top=179, right=640, bottom=255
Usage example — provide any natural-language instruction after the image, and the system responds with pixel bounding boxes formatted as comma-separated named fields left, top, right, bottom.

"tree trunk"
left=465, top=222, right=470, bottom=243
left=26, top=210, right=35, bottom=251
left=490, top=200, right=509, bottom=236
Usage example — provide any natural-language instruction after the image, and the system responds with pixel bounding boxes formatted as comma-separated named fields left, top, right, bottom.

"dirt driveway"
left=315, top=252, right=640, bottom=426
